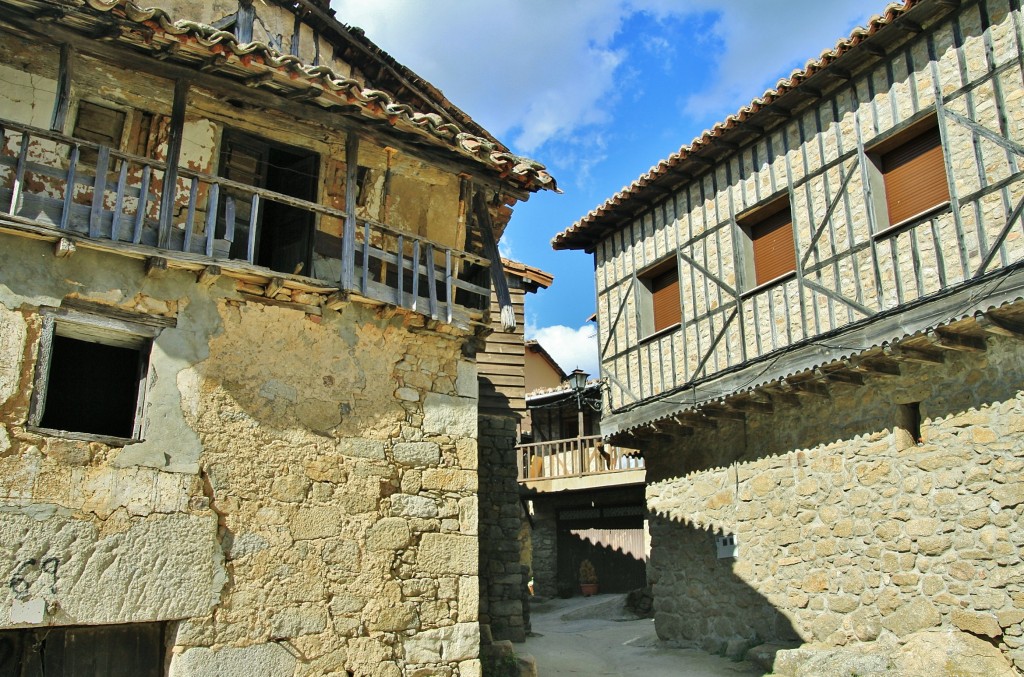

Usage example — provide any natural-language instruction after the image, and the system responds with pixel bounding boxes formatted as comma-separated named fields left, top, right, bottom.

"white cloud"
left=330, top=0, right=880, bottom=155
left=678, top=0, right=882, bottom=120
left=526, top=323, right=599, bottom=378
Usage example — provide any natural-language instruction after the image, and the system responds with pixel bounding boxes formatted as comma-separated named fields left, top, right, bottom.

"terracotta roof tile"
left=41, top=0, right=557, bottom=193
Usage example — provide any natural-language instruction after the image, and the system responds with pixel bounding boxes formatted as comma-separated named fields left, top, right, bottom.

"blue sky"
left=331, top=0, right=884, bottom=376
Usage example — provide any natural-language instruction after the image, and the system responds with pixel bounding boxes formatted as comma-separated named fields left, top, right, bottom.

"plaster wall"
left=0, top=233, right=483, bottom=676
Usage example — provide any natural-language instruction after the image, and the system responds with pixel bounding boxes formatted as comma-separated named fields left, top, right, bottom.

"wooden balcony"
left=0, top=119, right=491, bottom=328
left=517, top=435, right=645, bottom=493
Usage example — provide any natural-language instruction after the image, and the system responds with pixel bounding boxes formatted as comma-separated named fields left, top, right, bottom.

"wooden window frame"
left=867, top=114, right=951, bottom=235
left=738, top=194, right=797, bottom=291
left=636, top=256, right=681, bottom=340
left=28, top=306, right=164, bottom=446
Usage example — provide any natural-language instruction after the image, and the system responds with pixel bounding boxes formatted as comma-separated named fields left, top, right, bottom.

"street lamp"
left=567, top=368, right=590, bottom=442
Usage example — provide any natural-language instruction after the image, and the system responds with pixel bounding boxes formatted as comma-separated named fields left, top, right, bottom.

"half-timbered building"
left=0, top=1, right=555, bottom=675
left=555, top=0, right=1024, bottom=670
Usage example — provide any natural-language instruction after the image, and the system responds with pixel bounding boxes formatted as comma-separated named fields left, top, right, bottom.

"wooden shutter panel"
left=651, top=267, right=680, bottom=331
left=881, top=126, right=949, bottom=225
left=751, top=208, right=796, bottom=285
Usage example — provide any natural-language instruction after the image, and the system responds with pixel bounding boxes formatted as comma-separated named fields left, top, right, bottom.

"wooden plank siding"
left=478, top=279, right=528, bottom=416
left=594, top=0, right=1024, bottom=413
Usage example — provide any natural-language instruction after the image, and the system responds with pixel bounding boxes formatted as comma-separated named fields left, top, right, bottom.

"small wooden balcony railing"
left=516, top=435, right=644, bottom=482
left=0, top=119, right=491, bottom=327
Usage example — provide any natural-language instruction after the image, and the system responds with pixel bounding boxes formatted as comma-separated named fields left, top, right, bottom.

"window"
left=895, top=401, right=923, bottom=450
left=29, top=306, right=163, bottom=443
left=870, top=117, right=950, bottom=229
left=218, top=129, right=320, bottom=276
left=637, top=257, right=680, bottom=337
left=739, top=195, right=796, bottom=288
left=72, top=101, right=126, bottom=165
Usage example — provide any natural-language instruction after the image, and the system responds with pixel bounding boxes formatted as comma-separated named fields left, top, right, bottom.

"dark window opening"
left=0, top=622, right=165, bottom=677
left=218, top=130, right=319, bottom=276
left=896, top=401, right=923, bottom=450
left=741, top=196, right=796, bottom=287
left=38, top=334, right=147, bottom=439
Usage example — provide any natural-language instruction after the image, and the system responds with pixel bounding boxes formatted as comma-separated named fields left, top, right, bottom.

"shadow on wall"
left=642, top=337, right=1024, bottom=663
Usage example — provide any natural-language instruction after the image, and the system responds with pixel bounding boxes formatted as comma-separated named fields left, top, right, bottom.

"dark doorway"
left=218, top=130, right=319, bottom=276
left=0, top=623, right=165, bottom=677
left=557, top=514, right=647, bottom=594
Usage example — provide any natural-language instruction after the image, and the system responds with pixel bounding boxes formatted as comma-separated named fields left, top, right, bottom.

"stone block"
left=366, top=517, right=411, bottom=550
left=393, top=442, right=441, bottom=467
left=952, top=609, right=1002, bottom=638
left=423, top=393, right=476, bottom=437
left=271, top=605, right=328, bottom=637
left=292, top=506, right=343, bottom=540
left=422, top=468, right=477, bottom=492
left=391, top=494, right=438, bottom=518
left=881, top=599, right=941, bottom=638
left=170, top=643, right=297, bottom=677
left=418, top=533, right=476, bottom=574
left=339, top=438, right=386, bottom=460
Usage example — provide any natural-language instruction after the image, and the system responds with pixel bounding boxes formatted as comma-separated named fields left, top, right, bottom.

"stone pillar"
left=528, top=501, right=558, bottom=598
left=477, top=412, right=527, bottom=642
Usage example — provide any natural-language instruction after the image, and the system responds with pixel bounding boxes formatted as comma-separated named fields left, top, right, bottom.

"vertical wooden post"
left=236, top=0, right=256, bottom=43
left=9, top=131, right=30, bottom=215
left=341, top=132, right=359, bottom=290
left=110, top=162, right=128, bottom=242
left=50, top=44, right=74, bottom=133
left=158, top=79, right=189, bottom=249
left=133, top=165, right=151, bottom=243
left=59, top=145, right=79, bottom=231
left=88, top=145, right=110, bottom=238
left=204, top=183, right=219, bottom=257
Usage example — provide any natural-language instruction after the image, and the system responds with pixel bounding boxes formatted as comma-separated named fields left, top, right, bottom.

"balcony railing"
left=516, top=435, right=644, bottom=482
left=0, top=119, right=491, bottom=327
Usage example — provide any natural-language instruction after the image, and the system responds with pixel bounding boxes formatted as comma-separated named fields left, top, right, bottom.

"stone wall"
left=477, top=413, right=528, bottom=643
left=0, top=235, right=483, bottom=676
left=528, top=503, right=558, bottom=598
left=645, top=335, right=1024, bottom=670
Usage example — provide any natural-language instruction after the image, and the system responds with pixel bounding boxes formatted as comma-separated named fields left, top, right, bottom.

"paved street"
left=523, top=594, right=766, bottom=676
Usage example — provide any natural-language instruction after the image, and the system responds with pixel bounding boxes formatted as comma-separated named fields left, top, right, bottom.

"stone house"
left=554, top=0, right=1024, bottom=671
left=0, top=0, right=555, bottom=675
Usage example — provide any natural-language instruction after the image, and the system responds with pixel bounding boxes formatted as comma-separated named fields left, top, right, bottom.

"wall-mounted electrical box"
left=715, top=533, right=738, bottom=559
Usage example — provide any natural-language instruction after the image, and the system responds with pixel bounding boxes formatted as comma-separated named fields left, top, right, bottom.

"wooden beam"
left=244, top=71, right=274, bottom=88
left=854, top=359, right=902, bottom=377
left=50, top=43, right=73, bottom=132
left=196, top=265, right=221, bottom=286
left=787, top=379, right=830, bottom=398
left=931, top=329, right=987, bottom=353
left=886, top=345, right=945, bottom=364
left=816, top=368, right=865, bottom=386
left=199, top=54, right=229, bottom=73
left=976, top=312, right=1024, bottom=338
left=702, top=405, right=746, bottom=422
left=729, top=397, right=774, bottom=414
left=157, top=79, right=188, bottom=249
left=266, top=277, right=286, bottom=298
left=673, top=414, right=716, bottom=429
left=146, top=256, right=168, bottom=276
left=54, top=237, right=76, bottom=258
left=324, top=291, right=347, bottom=311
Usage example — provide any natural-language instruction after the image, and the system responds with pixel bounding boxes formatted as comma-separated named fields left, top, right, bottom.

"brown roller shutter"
left=651, top=266, right=680, bottom=332
left=750, top=207, right=796, bottom=285
left=881, top=126, right=949, bottom=225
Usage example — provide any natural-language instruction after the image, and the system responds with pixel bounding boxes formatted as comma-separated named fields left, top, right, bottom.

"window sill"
left=872, top=201, right=951, bottom=240
left=740, top=270, right=797, bottom=298
left=26, top=425, right=139, bottom=448
left=639, top=322, right=681, bottom=345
